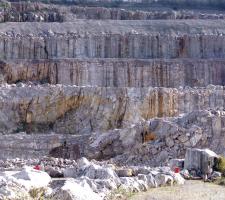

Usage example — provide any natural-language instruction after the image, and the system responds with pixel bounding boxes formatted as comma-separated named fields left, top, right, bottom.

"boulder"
left=173, top=173, right=185, bottom=185
left=180, top=169, right=191, bottom=179
left=74, top=177, right=100, bottom=194
left=45, top=166, right=63, bottom=178
left=184, top=148, right=219, bottom=174
left=63, top=168, right=78, bottom=178
left=0, top=176, right=29, bottom=199
left=155, top=174, right=174, bottom=186
left=166, top=137, right=175, bottom=147
left=178, top=135, right=189, bottom=143
left=95, top=179, right=118, bottom=191
left=84, top=164, right=118, bottom=180
left=12, top=167, right=51, bottom=189
left=189, top=133, right=202, bottom=147
left=53, top=179, right=102, bottom=200
left=131, top=166, right=152, bottom=176
left=137, top=174, right=158, bottom=188
left=77, top=157, right=90, bottom=169
left=115, top=169, right=133, bottom=177
left=120, top=177, right=147, bottom=193
left=211, top=171, right=222, bottom=180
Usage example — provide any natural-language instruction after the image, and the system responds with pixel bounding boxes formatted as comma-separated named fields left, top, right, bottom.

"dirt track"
left=130, top=180, right=225, bottom=200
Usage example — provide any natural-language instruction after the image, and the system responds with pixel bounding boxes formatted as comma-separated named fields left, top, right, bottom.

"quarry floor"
left=130, top=180, right=225, bottom=200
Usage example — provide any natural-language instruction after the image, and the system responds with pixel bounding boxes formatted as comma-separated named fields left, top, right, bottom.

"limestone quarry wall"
left=2, top=21, right=225, bottom=60
left=11, top=0, right=224, bottom=9
left=3, top=2, right=225, bottom=22
left=1, top=59, right=225, bottom=87
left=0, top=85, right=224, bottom=135
left=1, top=0, right=225, bottom=161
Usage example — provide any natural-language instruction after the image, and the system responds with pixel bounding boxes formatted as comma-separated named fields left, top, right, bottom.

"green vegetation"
left=29, top=187, right=48, bottom=200
left=215, top=156, right=225, bottom=176
left=0, top=1, right=10, bottom=9
left=213, top=156, right=225, bottom=187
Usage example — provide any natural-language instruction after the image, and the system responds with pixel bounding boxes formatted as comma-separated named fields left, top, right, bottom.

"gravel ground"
left=130, top=180, right=225, bottom=200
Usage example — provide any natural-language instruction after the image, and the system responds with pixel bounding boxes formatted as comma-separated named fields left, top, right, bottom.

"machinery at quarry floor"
left=0, top=0, right=225, bottom=199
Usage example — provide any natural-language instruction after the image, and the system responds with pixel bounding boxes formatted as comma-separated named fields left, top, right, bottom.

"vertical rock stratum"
left=0, top=0, right=225, bottom=165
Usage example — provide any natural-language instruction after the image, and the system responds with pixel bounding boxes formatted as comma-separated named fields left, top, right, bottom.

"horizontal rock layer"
left=8, top=0, right=225, bottom=10
left=2, top=2, right=225, bottom=22
left=1, top=59, right=225, bottom=87
left=0, top=84, right=224, bottom=134
left=2, top=21, right=225, bottom=59
left=0, top=133, right=89, bottom=160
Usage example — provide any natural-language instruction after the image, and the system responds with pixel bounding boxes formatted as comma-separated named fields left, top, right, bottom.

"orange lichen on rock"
left=143, top=132, right=156, bottom=143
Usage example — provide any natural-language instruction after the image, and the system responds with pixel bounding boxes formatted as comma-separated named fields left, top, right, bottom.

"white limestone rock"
left=53, top=178, right=102, bottom=200
left=12, top=167, right=51, bottom=189
left=173, top=173, right=185, bottom=185
left=155, top=174, right=174, bottom=186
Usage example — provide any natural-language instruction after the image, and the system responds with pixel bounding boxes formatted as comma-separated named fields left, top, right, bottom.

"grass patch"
left=108, top=187, right=135, bottom=200
left=214, top=177, right=225, bottom=186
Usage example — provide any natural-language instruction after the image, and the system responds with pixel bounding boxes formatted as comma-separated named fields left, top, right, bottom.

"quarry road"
left=130, top=180, right=225, bottom=200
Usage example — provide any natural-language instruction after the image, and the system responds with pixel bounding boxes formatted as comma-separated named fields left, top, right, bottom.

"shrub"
left=216, top=156, right=225, bottom=176
left=0, top=0, right=11, bottom=9
left=29, top=187, right=47, bottom=199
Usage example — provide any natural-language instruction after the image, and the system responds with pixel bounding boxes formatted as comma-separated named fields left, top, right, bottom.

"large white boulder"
left=173, top=173, right=185, bottom=185
left=155, top=174, right=174, bottom=186
left=83, top=163, right=121, bottom=186
left=120, top=177, right=148, bottom=192
left=137, top=173, right=158, bottom=188
left=12, top=167, right=51, bottom=189
left=0, top=176, right=29, bottom=199
left=77, top=157, right=90, bottom=169
left=53, top=178, right=102, bottom=200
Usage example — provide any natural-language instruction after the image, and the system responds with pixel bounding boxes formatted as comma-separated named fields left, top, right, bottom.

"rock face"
left=0, top=85, right=225, bottom=135
left=0, top=0, right=225, bottom=172
left=1, top=59, right=225, bottom=87
left=90, top=110, right=225, bottom=166
left=0, top=133, right=89, bottom=160
left=2, top=2, right=225, bottom=23
left=2, top=21, right=225, bottom=60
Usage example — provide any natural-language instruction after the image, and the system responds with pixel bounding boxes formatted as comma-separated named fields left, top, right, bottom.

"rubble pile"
left=0, top=157, right=185, bottom=200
